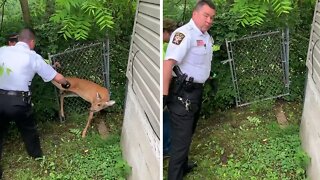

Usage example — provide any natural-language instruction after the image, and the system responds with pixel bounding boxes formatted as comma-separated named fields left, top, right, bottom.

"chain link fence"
left=48, top=40, right=110, bottom=120
left=225, top=29, right=290, bottom=107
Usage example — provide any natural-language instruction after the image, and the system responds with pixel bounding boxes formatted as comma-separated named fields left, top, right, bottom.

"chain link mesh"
left=226, top=30, right=290, bottom=106
left=48, top=41, right=109, bottom=118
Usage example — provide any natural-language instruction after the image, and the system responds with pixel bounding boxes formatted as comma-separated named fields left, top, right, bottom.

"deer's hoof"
left=81, top=131, right=87, bottom=138
left=60, top=116, right=66, bottom=123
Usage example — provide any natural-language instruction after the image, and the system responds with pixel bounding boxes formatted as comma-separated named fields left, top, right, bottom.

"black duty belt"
left=0, top=89, right=30, bottom=97
left=172, top=77, right=204, bottom=89
left=190, top=82, right=204, bottom=89
left=183, top=81, right=204, bottom=89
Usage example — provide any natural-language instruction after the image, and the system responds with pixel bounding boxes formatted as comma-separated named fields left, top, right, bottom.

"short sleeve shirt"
left=0, top=42, right=57, bottom=91
left=165, top=19, right=213, bottom=83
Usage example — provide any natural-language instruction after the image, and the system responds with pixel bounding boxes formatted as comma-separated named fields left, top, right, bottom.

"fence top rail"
left=48, top=42, right=103, bottom=58
left=226, top=30, right=281, bottom=43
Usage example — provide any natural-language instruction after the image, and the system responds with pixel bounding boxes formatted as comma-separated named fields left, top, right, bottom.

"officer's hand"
left=61, top=80, right=71, bottom=89
left=163, top=95, right=168, bottom=108
left=208, top=78, right=218, bottom=96
left=53, top=61, right=61, bottom=69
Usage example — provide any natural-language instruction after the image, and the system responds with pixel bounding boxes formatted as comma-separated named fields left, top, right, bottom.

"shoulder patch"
left=172, top=32, right=185, bottom=45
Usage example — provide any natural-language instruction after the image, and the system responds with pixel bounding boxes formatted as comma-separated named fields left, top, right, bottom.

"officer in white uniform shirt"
left=163, top=1, right=216, bottom=179
left=0, top=28, right=70, bottom=179
left=165, top=19, right=213, bottom=84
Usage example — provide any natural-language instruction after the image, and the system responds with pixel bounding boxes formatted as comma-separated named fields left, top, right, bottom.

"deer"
left=52, top=77, right=115, bottom=138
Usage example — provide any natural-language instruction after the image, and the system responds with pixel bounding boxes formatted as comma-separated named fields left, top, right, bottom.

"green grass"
left=163, top=100, right=309, bottom=180
left=2, top=112, right=130, bottom=180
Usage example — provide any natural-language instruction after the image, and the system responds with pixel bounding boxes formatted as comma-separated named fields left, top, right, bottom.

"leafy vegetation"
left=164, top=0, right=314, bottom=115
left=231, top=0, right=293, bottom=26
left=0, top=64, right=11, bottom=76
left=50, top=0, right=114, bottom=40
left=163, top=101, right=309, bottom=179
left=164, top=2, right=312, bottom=178
left=0, top=0, right=135, bottom=121
left=2, top=112, right=130, bottom=179
left=212, top=125, right=308, bottom=179
left=0, top=0, right=134, bottom=179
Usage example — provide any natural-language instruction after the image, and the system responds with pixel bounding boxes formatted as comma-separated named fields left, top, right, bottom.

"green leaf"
left=0, top=66, right=4, bottom=76
left=65, top=31, right=72, bottom=38
left=6, top=68, right=12, bottom=75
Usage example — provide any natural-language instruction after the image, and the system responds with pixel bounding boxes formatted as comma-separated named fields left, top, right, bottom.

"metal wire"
left=226, top=30, right=290, bottom=107
left=48, top=40, right=109, bottom=116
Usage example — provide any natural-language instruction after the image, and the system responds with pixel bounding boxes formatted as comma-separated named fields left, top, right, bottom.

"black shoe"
left=0, top=165, right=3, bottom=180
left=28, top=149, right=43, bottom=159
left=183, top=161, right=197, bottom=176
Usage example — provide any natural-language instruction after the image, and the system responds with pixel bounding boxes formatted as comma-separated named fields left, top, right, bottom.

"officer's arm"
left=163, top=30, right=189, bottom=95
left=163, top=59, right=176, bottom=95
left=53, top=73, right=70, bottom=88
left=32, top=52, right=70, bottom=89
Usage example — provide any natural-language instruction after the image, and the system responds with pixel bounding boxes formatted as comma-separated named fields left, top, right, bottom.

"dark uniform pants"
left=0, top=94, right=42, bottom=177
left=167, top=81, right=203, bottom=180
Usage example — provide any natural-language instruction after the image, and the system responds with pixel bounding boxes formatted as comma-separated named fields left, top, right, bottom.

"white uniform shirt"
left=0, top=42, right=57, bottom=91
left=165, top=19, right=213, bottom=83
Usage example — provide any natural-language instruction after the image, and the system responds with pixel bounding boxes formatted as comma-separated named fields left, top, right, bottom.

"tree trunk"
left=19, top=0, right=32, bottom=27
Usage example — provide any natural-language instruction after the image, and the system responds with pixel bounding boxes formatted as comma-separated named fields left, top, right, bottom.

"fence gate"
left=225, top=29, right=290, bottom=107
left=48, top=40, right=110, bottom=119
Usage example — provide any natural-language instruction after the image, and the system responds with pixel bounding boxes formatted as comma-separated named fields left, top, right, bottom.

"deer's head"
left=90, top=92, right=115, bottom=112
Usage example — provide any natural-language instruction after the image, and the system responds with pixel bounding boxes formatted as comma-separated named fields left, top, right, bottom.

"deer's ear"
left=96, top=92, right=101, bottom=100
left=106, top=100, right=115, bottom=106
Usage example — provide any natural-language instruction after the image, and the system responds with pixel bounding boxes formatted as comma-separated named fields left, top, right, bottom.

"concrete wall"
left=301, top=74, right=320, bottom=179
left=121, top=88, right=160, bottom=180
left=301, top=1, right=320, bottom=179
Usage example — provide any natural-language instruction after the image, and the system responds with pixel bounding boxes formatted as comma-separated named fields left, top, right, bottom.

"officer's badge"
left=172, top=32, right=185, bottom=45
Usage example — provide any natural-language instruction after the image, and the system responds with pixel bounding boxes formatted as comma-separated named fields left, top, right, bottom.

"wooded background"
left=0, top=0, right=316, bottom=119
left=164, top=0, right=315, bottom=116
left=0, top=0, right=136, bottom=121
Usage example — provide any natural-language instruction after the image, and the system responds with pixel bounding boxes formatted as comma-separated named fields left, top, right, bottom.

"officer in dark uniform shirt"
left=0, top=28, right=70, bottom=179
left=163, top=1, right=216, bottom=179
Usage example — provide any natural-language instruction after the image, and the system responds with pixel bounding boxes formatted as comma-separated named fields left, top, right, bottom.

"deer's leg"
left=82, top=111, right=94, bottom=138
left=59, top=91, right=75, bottom=122
left=59, top=91, right=66, bottom=122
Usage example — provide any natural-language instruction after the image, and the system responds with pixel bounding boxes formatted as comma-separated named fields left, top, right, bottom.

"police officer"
left=163, top=1, right=216, bottom=179
left=6, top=33, right=18, bottom=46
left=163, top=18, right=177, bottom=158
left=0, top=28, right=70, bottom=179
